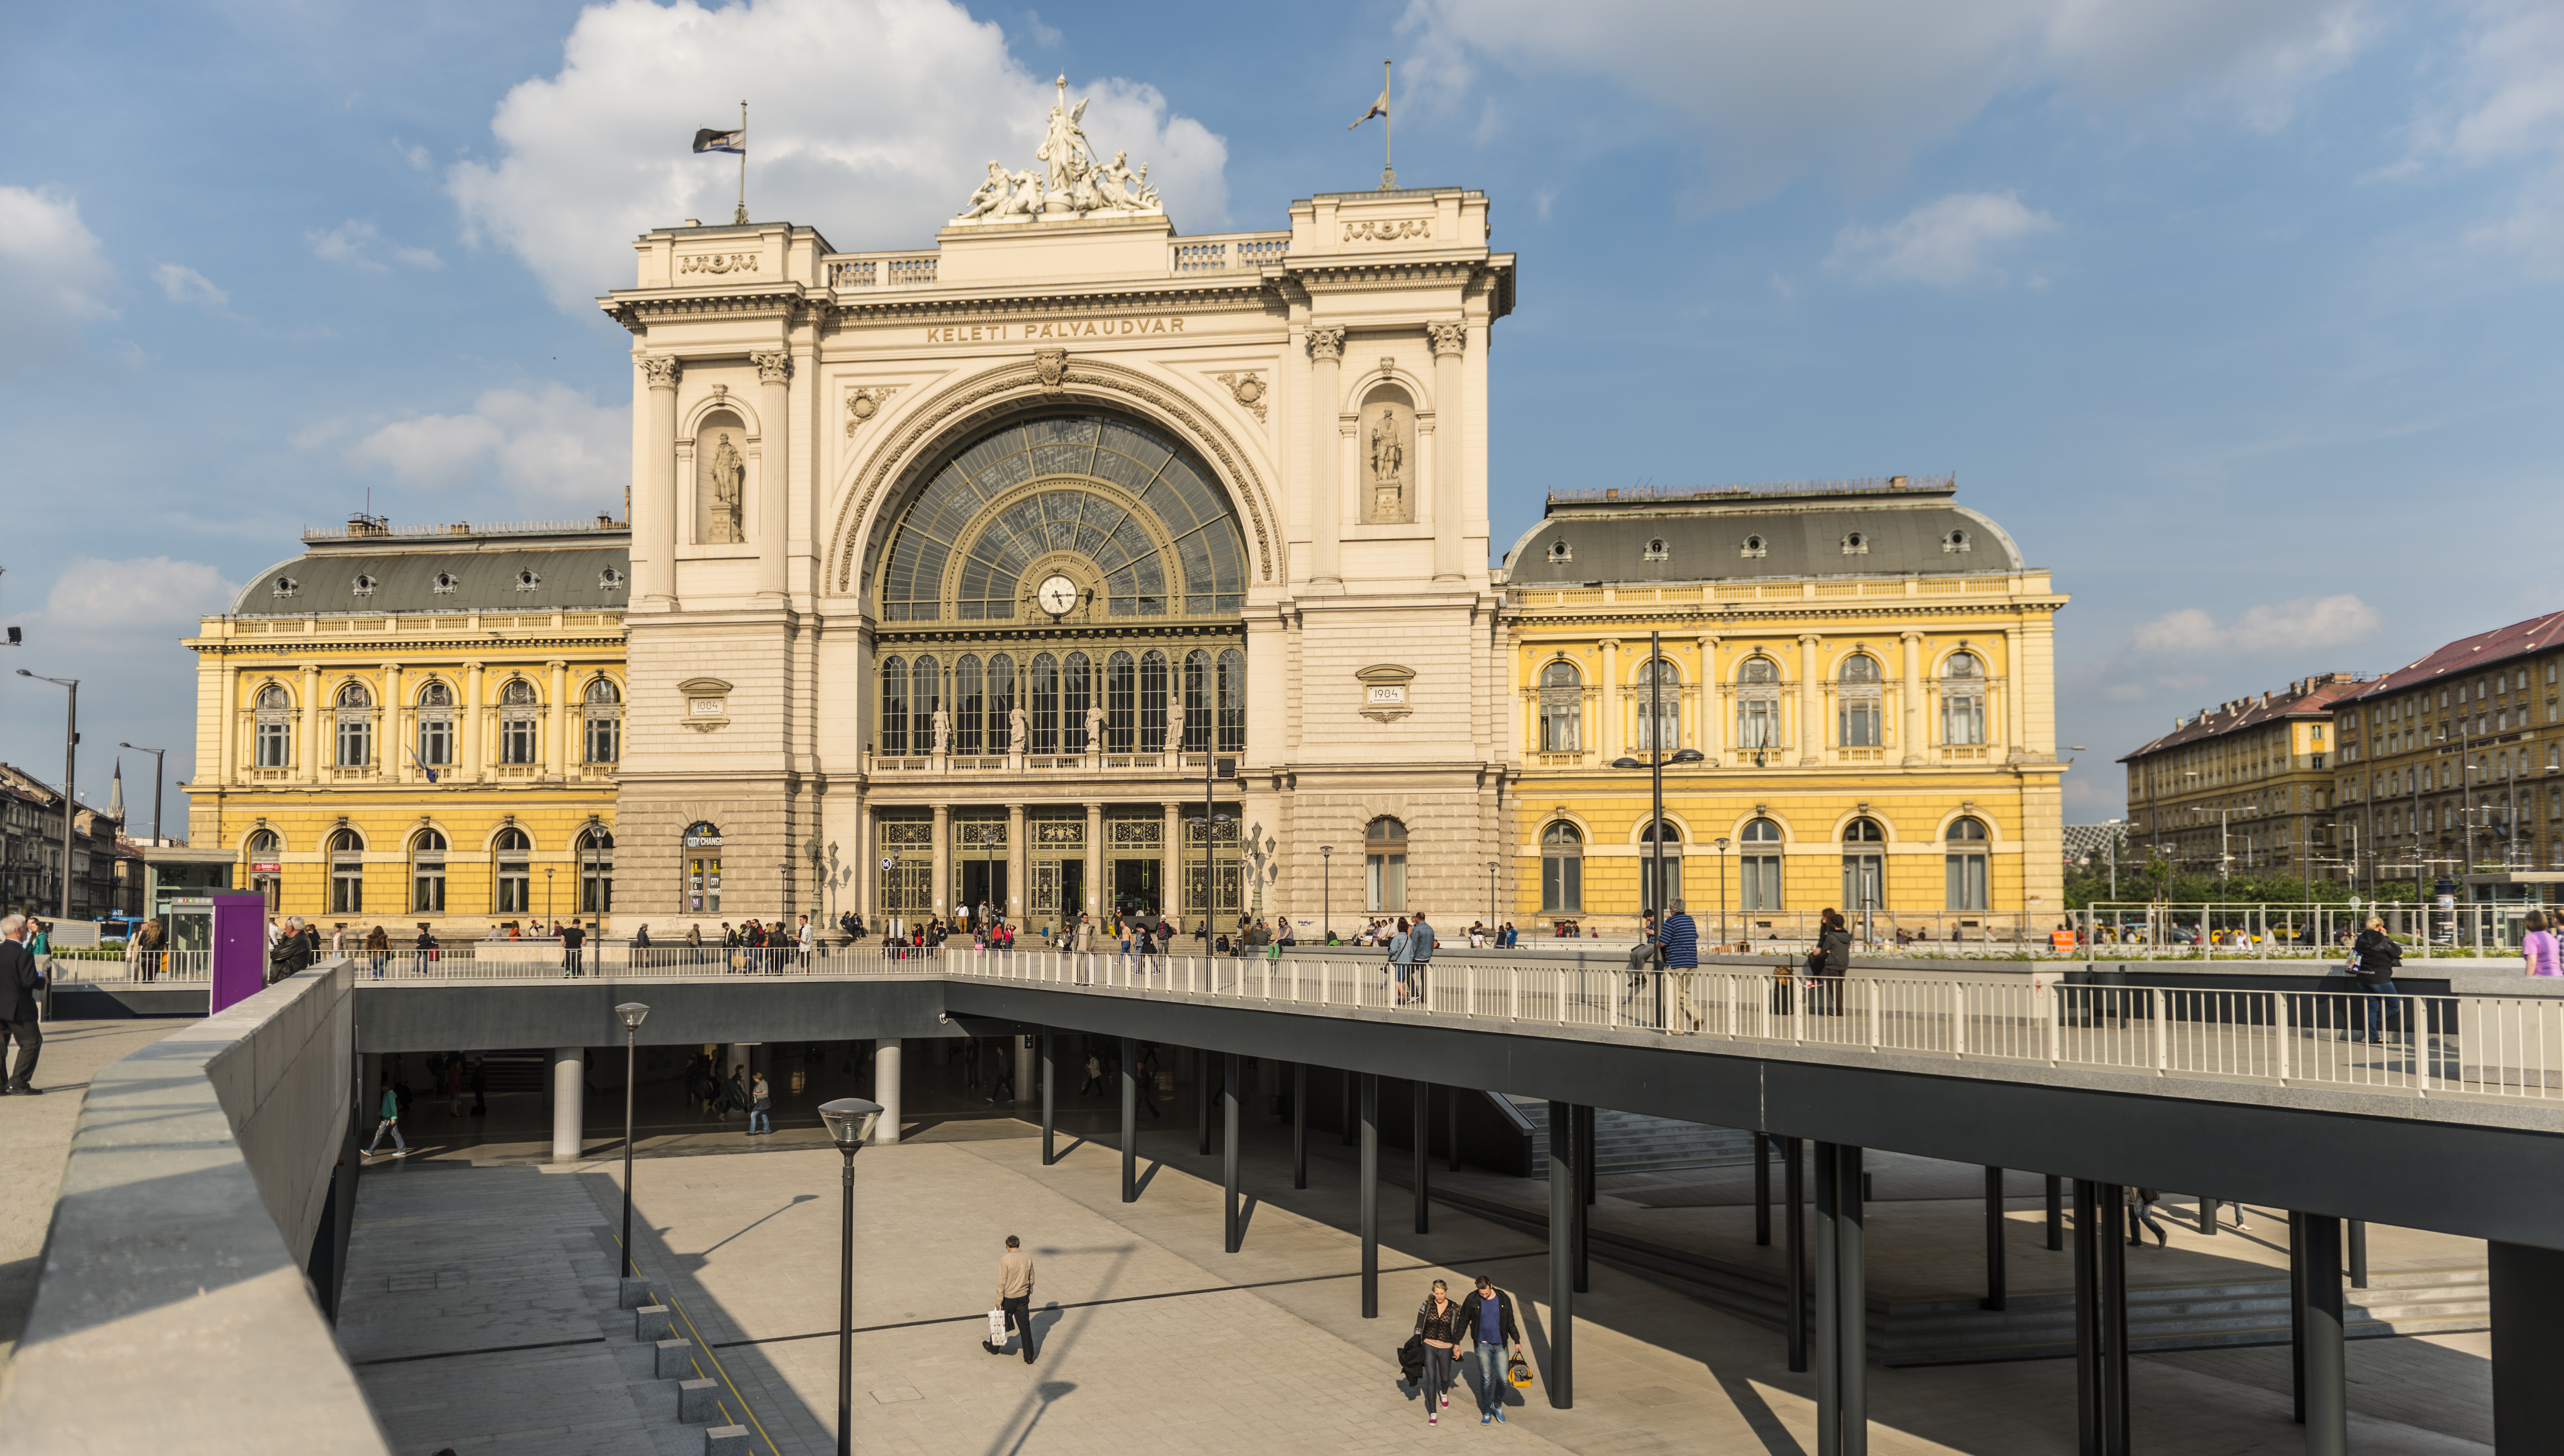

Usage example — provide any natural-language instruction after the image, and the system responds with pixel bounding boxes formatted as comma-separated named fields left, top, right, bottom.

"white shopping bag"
left=987, top=1308, right=1009, bottom=1343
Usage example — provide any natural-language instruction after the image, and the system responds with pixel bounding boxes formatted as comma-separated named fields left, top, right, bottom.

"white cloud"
left=1019, top=9, right=1063, bottom=48
left=2130, top=594, right=2380, bottom=657
left=0, top=185, right=116, bottom=357
left=1401, top=0, right=2366, bottom=200
left=2408, top=1, right=2564, bottom=276
left=308, top=218, right=443, bottom=272
left=448, top=0, right=1228, bottom=311
left=41, top=557, right=239, bottom=637
left=342, top=384, right=629, bottom=506
left=151, top=262, right=231, bottom=311
left=391, top=138, right=433, bottom=171
left=1828, top=191, right=2056, bottom=286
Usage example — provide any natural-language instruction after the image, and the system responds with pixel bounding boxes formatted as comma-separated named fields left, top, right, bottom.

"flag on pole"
left=1348, top=87, right=1388, bottom=130
left=692, top=127, right=746, bottom=155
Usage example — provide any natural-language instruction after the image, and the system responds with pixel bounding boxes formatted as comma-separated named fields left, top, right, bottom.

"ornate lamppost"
left=614, top=1002, right=650, bottom=1279
left=819, top=1097, right=885, bottom=1456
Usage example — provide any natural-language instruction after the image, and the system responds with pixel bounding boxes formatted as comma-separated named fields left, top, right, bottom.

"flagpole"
left=1380, top=59, right=1395, bottom=191
left=735, top=100, right=749, bottom=225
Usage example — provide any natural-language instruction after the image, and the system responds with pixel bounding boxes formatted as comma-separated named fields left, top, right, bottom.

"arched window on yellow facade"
left=494, top=827, right=531, bottom=915
left=1633, top=659, right=1679, bottom=752
left=1940, top=652, right=1986, bottom=746
left=1736, top=657, right=1782, bottom=751
left=1838, top=654, right=1882, bottom=748
left=1946, top=817, right=1989, bottom=911
left=1739, top=818, right=1783, bottom=911
left=328, top=829, right=363, bottom=914
left=1538, top=661, right=1582, bottom=752
left=411, top=830, right=448, bottom=914
left=1841, top=818, right=1885, bottom=915
left=1539, top=821, right=1582, bottom=914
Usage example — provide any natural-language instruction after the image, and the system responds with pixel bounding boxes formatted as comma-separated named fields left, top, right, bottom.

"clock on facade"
left=1036, top=574, right=1080, bottom=618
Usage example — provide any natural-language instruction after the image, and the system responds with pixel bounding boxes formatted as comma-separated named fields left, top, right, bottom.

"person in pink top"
left=2522, top=912, right=2561, bottom=976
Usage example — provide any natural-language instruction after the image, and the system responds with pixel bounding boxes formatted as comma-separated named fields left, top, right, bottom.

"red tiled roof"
left=2346, top=612, right=2564, bottom=704
left=2119, top=676, right=2365, bottom=762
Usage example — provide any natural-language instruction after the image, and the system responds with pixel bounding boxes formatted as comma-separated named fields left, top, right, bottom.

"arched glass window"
left=1638, top=820, right=1682, bottom=912
left=1540, top=822, right=1582, bottom=914
left=1941, top=651, right=1985, bottom=746
left=1841, top=818, right=1884, bottom=914
left=954, top=655, right=985, bottom=754
left=1737, top=657, right=1782, bottom=750
left=1028, top=653, right=1060, bottom=753
left=246, top=826, right=283, bottom=909
left=582, top=677, right=621, bottom=764
left=987, top=654, right=1016, bottom=752
left=334, top=681, right=374, bottom=768
left=1739, top=818, right=1783, bottom=912
left=1838, top=654, right=1882, bottom=748
left=1538, top=661, right=1582, bottom=753
left=1106, top=651, right=1137, bottom=752
left=1064, top=651, right=1094, bottom=751
left=1366, top=816, right=1407, bottom=913
left=1633, top=659, right=1679, bottom=752
left=1217, top=648, right=1246, bottom=756
left=410, top=829, right=447, bottom=913
left=1946, top=816, right=1988, bottom=911
left=497, top=678, right=539, bottom=765
left=1140, top=650, right=1170, bottom=753
left=253, top=683, right=292, bottom=768
left=246, top=828, right=281, bottom=855
left=1182, top=649, right=1213, bottom=754
left=879, top=656, right=909, bottom=755
left=684, top=821, right=721, bottom=914
left=328, top=828, right=364, bottom=914
left=579, top=826, right=614, bottom=914
left=494, top=827, right=531, bottom=914
left=413, top=679, right=454, bottom=770
left=912, top=656, right=942, bottom=750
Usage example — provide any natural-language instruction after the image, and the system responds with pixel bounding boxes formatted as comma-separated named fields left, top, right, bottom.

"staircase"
left=1509, top=1097, right=1762, bottom=1176
left=476, top=1052, right=550, bottom=1095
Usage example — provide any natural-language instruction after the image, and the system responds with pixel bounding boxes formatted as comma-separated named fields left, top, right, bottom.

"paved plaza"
left=338, top=1056, right=2495, bottom=1456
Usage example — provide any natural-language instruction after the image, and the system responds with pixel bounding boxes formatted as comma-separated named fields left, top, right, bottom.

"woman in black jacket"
left=2349, top=915, right=2404, bottom=1044
left=1411, top=1279, right=1468, bottom=1425
left=1814, top=909, right=1852, bottom=1015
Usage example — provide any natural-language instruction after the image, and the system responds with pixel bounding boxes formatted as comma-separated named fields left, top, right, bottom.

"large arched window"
left=410, top=829, right=448, bottom=913
left=1538, top=661, right=1582, bottom=753
left=497, top=678, right=539, bottom=765
left=1940, top=651, right=1986, bottom=746
left=493, top=827, right=531, bottom=914
left=1838, top=654, right=1882, bottom=748
left=986, top=653, right=1016, bottom=753
left=1064, top=651, right=1094, bottom=750
left=1633, top=659, right=1680, bottom=752
left=1739, top=818, right=1783, bottom=911
left=334, top=682, right=374, bottom=768
left=912, top=656, right=942, bottom=750
left=416, top=679, right=454, bottom=768
left=253, top=684, right=292, bottom=768
left=1366, top=816, right=1407, bottom=913
left=582, top=677, right=622, bottom=765
left=328, top=829, right=364, bottom=914
left=1540, top=822, right=1583, bottom=914
left=873, top=414, right=1247, bottom=623
left=684, top=821, right=722, bottom=913
left=1946, top=816, right=1989, bottom=911
left=879, top=656, right=909, bottom=754
left=579, top=826, right=615, bottom=914
left=1841, top=818, right=1885, bottom=914
left=1217, top=648, right=1247, bottom=756
left=1026, top=653, right=1060, bottom=753
left=955, top=655, right=986, bottom=754
left=1140, top=650, right=1171, bottom=753
left=1736, top=657, right=1782, bottom=751
left=1638, top=820, right=1682, bottom=912
left=1106, top=651, right=1137, bottom=751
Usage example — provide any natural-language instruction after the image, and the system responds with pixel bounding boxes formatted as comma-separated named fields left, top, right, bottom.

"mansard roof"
left=1500, top=477, right=2024, bottom=586
left=226, top=518, right=630, bottom=617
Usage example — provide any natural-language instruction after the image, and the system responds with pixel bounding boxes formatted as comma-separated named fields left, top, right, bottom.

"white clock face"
left=1037, top=575, right=1079, bottom=616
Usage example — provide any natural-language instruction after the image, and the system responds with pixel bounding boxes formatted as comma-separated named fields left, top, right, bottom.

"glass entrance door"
left=688, top=855, right=721, bottom=913
left=1112, top=859, right=1160, bottom=916
left=957, top=861, right=1010, bottom=924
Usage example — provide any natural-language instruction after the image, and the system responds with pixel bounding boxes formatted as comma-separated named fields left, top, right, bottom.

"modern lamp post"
left=17, top=669, right=76, bottom=920
left=818, top=1097, right=886, bottom=1456
left=615, top=1002, right=650, bottom=1279
left=118, top=741, right=167, bottom=845
left=1320, top=845, right=1334, bottom=943
left=1713, top=837, right=1731, bottom=949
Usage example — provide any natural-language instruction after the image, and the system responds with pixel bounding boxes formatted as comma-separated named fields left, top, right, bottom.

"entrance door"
left=1113, top=859, right=1159, bottom=916
left=958, top=861, right=1010, bottom=923
left=1057, top=860, right=1085, bottom=919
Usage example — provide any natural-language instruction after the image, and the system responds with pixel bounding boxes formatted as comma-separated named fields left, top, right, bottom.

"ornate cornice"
left=828, top=357, right=1279, bottom=597
left=825, top=281, right=1276, bottom=326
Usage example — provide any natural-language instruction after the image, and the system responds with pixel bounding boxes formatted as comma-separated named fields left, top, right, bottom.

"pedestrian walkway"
left=0, top=1017, right=184, bottom=1365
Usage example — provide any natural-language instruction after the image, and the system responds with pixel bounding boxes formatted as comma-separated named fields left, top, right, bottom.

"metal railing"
left=2079, top=901, right=2554, bottom=958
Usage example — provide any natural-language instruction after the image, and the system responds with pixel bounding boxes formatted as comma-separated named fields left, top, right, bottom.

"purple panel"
left=208, top=892, right=269, bottom=1015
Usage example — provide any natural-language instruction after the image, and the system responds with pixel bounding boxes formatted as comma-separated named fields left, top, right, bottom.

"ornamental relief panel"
left=679, top=253, right=760, bottom=275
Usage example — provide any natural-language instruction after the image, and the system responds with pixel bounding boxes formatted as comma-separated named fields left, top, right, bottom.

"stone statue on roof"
left=952, top=76, right=1165, bottom=225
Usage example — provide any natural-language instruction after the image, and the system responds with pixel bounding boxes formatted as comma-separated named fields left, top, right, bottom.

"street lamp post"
left=544, top=865, right=555, bottom=930
left=1485, top=860, right=1498, bottom=941
left=615, top=1002, right=650, bottom=1279
left=1609, top=631, right=1706, bottom=931
left=818, top=1097, right=886, bottom=1456
left=17, top=670, right=77, bottom=920
left=118, top=742, right=167, bottom=846
left=1713, top=837, right=1731, bottom=950
left=1320, top=845, right=1333, bottom=943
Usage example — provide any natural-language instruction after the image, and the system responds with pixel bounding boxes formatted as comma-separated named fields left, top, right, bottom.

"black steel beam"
left=1547, top=1098, right=1575, bottom=1410
left=1119, top=1035, right=1137, bottom=1204
left=1041, top=1029, right=1055, bottom=1167
left=1982, top=1165, right=2007, bottom=1311
left=1754, top=1131, right=1772, bottom=1247
left=1360, top=1072, right=1379, bottom=1319
left=2491, top=1240, right=2564, bottom=1451
left=1786, top=1135, right=1807, bottom=1373
left=1413, top=1080, right=1431, bottom=1236
left=1223, top=1052, right=1241, bottom=1253
left=1292, top=1062, right=1307, bottom=1190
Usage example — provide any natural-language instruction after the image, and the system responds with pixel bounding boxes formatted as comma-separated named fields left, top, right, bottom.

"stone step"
left=1509, top=1098, right=1762, bottom=1176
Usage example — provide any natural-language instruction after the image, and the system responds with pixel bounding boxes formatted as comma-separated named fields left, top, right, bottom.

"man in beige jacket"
left=985, top=1234, right=1037, bottom=1363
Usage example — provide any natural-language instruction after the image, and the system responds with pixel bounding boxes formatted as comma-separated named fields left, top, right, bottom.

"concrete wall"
left=0, top=960, right=386, bottom=1455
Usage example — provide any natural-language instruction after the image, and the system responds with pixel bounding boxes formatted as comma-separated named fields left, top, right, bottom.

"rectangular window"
left=336, top=717, right=371, bottom=768
left=255, top=720, right=291, bottom=768
left=1839, top=699, right=1880, bottom=748
left=880, top=667, right=908, bottom=755
left=1640, top=856, right=1682, bottom=914
left=412, top=863, right=445, bottom=913
left=1842, top=854, right=1883, bottom=912
left=955, top=658, right=984, bottom=755
left=1942, top=694, right=1985, bottom=745
left=1217, top=651, right=1246, bottom=757
left=1540, top=855, right=1582, bottom=913
left=497, top=861, right=528, bottom=913
left=1738, top=699, right=1780, bottom=749
left=1740, top=855, right=1783, bottom=911
left=1183, top=653, right=1212, bottom=753
left=417, top=715, right=452, bottom=767
left=1139, top=653, right=1168, bottom=752
left=1366, top=851, right=1406, bottom=913
left=500, top=719, right=538, bottom=765
left=1028, top=657, right=1059, bottom=753
left=1945, top=854, right=1988, bottom=911
left=688, top=855, right=722, bottom=913
left=1107, top=657, right=1136, bottom=752
left=581, top=858, right=613, bottom=914
left=1064, top=655, right=1092, bottom=752
left=330, top=864, right=363, bottom=914
left=584, top=714, right=620, bottom=764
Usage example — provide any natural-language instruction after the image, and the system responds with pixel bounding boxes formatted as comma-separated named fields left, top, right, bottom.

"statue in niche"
left=1084, top=704, right=1107, bottom=753
left=1009, top=706, right=1029, bottom=754
left=929, top=706, right=951, bottom=756
left=703, top=431, right=746, bottom=543
left=1366, top=404, right=1408, bottom=522
left=1163, top=700, right=1186, bottom=755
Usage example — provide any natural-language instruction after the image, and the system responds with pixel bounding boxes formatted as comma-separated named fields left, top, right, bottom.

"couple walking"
left=1408, top=1275, right=1524, bottom=1426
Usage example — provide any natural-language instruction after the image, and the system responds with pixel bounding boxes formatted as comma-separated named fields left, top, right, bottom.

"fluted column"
left=1798, top=635, right=1823, bottom=766
left=751, top=349, right=791, bottom=600
left=1085, top=802, right=1104, bottom=916
left=1429, top=321, right=1467, bottom=581
left=1900, top=632, right=1924, bottom=766
left=1006, top=802, right=1026, bottom=923
left=931, top=803, right=950, bottom=921
left=461, top=660, right=486, bottom=784
left=1597, top=640, right=1620, bottom=765
left=546, top=659, right=569, bottom=779
left=635, top=355, right=680, bottom=608
left=1308, top=326, right=1346, bottom=585
left=298, top=664, right=321, bottom=783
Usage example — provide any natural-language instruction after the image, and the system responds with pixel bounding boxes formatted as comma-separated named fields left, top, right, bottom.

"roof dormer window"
left=1943, top=528, right=1971, bottom=553
left=1841, top=531, right=1868, bottom=555
left=1547, top=541, right=1572, bottom=564
left=352, top=574, right=378, bottom=597
left=431, top=572, right=458, bottom=595
left=1642, top=537, right=1668, bottom=562
left=1740, top=534, right=1766, bottom=559
left=513, top=569, right=541, bottom=592
left=599, top=567, right=626, bottom=591
left=271, top=575, right=300, bottom=598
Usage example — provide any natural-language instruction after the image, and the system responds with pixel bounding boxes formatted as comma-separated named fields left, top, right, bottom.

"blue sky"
left=7, top=0, right=2563, bottom=834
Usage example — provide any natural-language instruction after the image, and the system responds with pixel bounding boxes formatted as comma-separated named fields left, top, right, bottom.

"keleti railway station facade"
left=186, top=94, right=2065, bottom=937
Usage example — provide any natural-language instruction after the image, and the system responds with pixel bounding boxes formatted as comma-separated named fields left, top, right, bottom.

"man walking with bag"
left=983, top=1234, right=1037, bottom=1363
left=1456, top=1274, right=1527, bottom=1424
